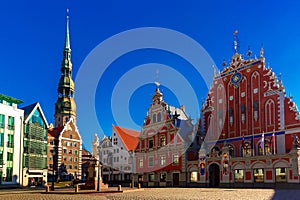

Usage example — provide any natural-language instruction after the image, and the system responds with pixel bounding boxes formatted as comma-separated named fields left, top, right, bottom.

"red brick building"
left=190, top=37, right=300, bottom=187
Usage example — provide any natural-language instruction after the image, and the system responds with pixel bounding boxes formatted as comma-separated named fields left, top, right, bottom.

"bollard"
left=138, top=183, right=141, bottom=189
left=118, top=185, right=122, bottom=191
left=45, top=185, right=50, bottom=193
left=75, top=184, right=79, bottom=193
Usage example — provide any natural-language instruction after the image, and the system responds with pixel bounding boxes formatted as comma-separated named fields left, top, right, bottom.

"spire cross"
left=233, top=30, right=239, bottom=53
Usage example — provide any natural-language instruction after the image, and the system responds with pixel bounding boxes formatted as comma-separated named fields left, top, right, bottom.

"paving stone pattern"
left=1, top=188, right=300, bottom=200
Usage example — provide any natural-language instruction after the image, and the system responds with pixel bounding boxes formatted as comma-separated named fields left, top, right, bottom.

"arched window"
left=157, top=113, right=161, bottom=122
left=258, top=139, right=271, bottom=155
left=265, top=99, right=275, bottom=126
left=152, top=114, right=157, bottom=123
left=242, top=142, right=251, bottom=157
left=228, top=144, right=234, bottom=157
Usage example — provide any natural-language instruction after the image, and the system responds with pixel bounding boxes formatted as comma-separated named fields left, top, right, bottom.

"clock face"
left=64, top=101, right=70, bottom=107
left=230, top=72, right=242, bottom=88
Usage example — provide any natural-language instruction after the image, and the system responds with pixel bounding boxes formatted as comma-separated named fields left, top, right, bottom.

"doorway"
left=173, top=173, right=179, bottom=187
left=209, top=163, right=220, bottom=187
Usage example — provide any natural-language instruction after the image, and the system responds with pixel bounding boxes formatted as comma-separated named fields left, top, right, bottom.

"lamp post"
left=50, top=149, right=55, bottom=191
left=129, top=150, right=135, bottom=188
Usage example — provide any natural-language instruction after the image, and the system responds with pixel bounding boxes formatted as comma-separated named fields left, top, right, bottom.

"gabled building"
left=21, top=102, right=48, bottom=186
left=97, top=135, right=113, bottom=184
left=97, top=126, right=139, bottom=185
left=48, top=119, right=82, bottom=181
left=0, top=94, right=24, bottom=186
left=196, top=34, right=300, bottom=187
left=135, top=83, right=192, bottom=187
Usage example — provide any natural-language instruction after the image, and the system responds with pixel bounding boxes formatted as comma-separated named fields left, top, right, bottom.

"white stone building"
left=0, top=94, right=24, bottom=186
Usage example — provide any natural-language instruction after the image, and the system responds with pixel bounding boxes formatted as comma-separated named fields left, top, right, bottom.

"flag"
left=259, top=132, right=265, bottom=149
left=234, top=30, right=238, bottom=35
left=272, top=130, right=276, bottom=154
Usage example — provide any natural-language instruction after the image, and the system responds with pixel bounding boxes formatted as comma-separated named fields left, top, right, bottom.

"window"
left=74, top=150, right=78, bottom=155
left=8, top=116, right=14, bottom=130
left=0, top=151, right=3, bottom=166
left=258, top=141, right=270, bottom=155
left=229, top=107, right=233, bottom=126
left=74, top=142, right=77, bottom=147
left=160, top=172, right=167, bottom=182
left=160, top=155, right=166, bottom=166
left=0, top=133, right=4, bottom=146
left=139, top=159, right=143, bottom=168
left=241, top=104, right=246, bottom=123
left=69, top=165, right=72, bottom=169
left=228, top=144, right=234, bottom=157
left=234, top=169, right=244, bottom=182
left=70, top=135, right=72, bottom=139
left=0, top=114, right=4, bottom=128
left=275, top=168, right=286, bottom=182
left=69, top=150, right=72, bottom=154
left=242, top=142, right=251, bottom=157
left=173, top=154, right=179, bottom=165
left=7, top=134, right=13, bottom=148
left=117, top=148, right=119, bottom=153
left=6, top=167, right=13, bottom=181
left=253, top=101, right=259, bottom=121
left=74, top=157, right=78, bottom=162
left=7, top=152, right=13, bottom=161
left=253, top=168, right=264, bottom=182
left=149, top=139, right=154, bottom=149
left=63, top=149, right=67, bottom=154
left=74, top=165, right=78, bottom=170
left=50, top=140, right=54, bottom=145
left=157, top=113, right=161, bottom=122
left=152, top=114, right=156, bottom=123
left=160, top=135, right=166, bottom=147
left=69, top=157, right=72, bottom=162
left=190, top=171, right=198, bottom=182
left=148, top=174, right=155, bottom=182
left=148, top=157, right=154, bottom=167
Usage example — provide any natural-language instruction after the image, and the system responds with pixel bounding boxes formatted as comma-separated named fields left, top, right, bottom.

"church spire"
left=54, top=10, right=76, bottom=127
left=64, top=9, right=70, bottom=51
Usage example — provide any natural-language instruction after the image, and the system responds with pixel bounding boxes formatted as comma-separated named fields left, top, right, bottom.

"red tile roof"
left=113, top=125, right=140, bottom=151
left=48, top=126, right=63, bottom=138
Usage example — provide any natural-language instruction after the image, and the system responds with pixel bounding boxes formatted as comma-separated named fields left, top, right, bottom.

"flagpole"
left=273, top=130, right=276, bottom=154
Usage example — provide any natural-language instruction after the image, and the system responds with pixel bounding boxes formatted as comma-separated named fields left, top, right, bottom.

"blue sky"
left=1, top=1, right=300, bottom=151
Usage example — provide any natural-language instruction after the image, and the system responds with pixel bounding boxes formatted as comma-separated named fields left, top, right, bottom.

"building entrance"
left=209, top=163, right=220, bottom=187
left=173, top=173, right=179, bottom=186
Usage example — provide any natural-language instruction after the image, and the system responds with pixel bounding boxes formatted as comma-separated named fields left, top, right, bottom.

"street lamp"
left=50, top=149, right=56, bottom=191
left=129, top=150, right=135, bottom=188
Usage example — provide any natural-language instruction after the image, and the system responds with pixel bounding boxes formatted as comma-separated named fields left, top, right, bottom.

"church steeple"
left=54, top=10, right=76, bottom=127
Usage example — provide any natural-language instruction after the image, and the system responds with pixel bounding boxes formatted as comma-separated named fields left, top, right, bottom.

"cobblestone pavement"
left=1, top=188, right=300, bottom=200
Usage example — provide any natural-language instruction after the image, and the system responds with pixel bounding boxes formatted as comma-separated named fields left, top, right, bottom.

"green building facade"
left=22, top=103, right=48, bottom=186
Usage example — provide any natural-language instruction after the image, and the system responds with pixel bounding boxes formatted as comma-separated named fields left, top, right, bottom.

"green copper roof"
left=0, top=94, right=23, bottom=104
